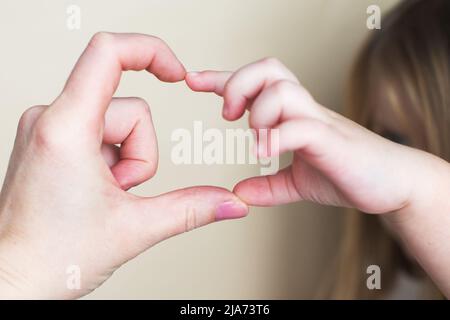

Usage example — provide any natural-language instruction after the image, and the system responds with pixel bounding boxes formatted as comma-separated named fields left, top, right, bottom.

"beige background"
left=0, top=0, right=399, bottom=298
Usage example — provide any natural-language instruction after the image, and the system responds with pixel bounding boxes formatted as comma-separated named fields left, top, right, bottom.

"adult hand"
left=0, top=32, right=248, bottom=299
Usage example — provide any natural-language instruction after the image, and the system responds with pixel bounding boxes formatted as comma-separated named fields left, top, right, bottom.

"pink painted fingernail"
left=216, top=201, right=248, bottom=221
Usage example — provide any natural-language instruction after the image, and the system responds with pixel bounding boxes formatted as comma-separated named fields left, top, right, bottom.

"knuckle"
left=142, top=160, right=157, bottom=179
left=259, top=57, right=282, bottom=68
left=272, top=80, right=314, bottom=107
left=271, top=80, right=296, bottom=99
left=88, top=32, right=114, bottom=52
left=295, top=84, right=314, bottom=101
left=131, top=97, right=151, bottom=117
left=183, top=205, right=199, bottom=233
left=272, top=79, right=294, bottom=91
left=258, top=57, right=300, bottom=84
left=149, top=35, right=164, bottom=47
left=31, top=117, right=65, bottom=151
left=18, top=105, right=46, bottom=132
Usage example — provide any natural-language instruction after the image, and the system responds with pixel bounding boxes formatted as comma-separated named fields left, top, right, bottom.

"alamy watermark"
left=66, top=264, right=81, bottom=290
left=66, top=4, right=81, bottom=30
left=171, top=121, right=280, bottom=175
left=366, top=264, right=381, bottom=290
left=367, top=5, right=381, bottom=30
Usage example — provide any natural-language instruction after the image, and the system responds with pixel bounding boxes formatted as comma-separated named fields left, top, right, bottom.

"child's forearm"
left=387, top=150, right=450, bottom=297
left=187, top=59, right=450, bottom=295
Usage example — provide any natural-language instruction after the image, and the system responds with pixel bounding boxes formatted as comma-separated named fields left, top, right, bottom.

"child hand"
left=186, top=58, right=436, bottom=214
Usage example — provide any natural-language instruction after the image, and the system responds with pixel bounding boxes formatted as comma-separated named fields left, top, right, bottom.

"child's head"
left=349, top=0, right=449, bottom=159
left=331, top=0, right=449, bottom=299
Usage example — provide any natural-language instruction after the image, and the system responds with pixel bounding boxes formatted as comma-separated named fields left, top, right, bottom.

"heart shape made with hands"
left=66, top=33, right=279, bottom=208
left=80, top=33, right=405, bottom=219
left=9, top=32, right=375, bottom=299
left=59, top=32, right=273, bottom=204
left=50, top=33, right=289, bottom=225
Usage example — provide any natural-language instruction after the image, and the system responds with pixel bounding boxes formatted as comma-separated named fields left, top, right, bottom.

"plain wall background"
left=0, top=0, right=400, bottom=298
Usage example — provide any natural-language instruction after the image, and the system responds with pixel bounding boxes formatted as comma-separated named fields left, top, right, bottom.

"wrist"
left=382, top=152, right=450, bottom=297
left=386, top=150, right=450, bottom=225
left=0, top=206, right=39, bottom=299
left=0, top=239, right=29, bottom=299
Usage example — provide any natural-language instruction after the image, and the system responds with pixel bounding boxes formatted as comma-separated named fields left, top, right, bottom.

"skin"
left=0, top=33, right=249, bottom=299
left=185, top=57, right=450, bottom=297
left=1, top=32, right=449, bottom=298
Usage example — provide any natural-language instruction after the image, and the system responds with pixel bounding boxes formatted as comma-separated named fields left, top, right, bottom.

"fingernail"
left=215, top=201, right=248, bottom=221
left=188, top=71, right=199, bottom=77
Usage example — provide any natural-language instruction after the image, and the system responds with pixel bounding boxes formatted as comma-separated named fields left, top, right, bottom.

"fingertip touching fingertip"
left=185, top=71, right=207, bottom=91
left=186, top=71, right=200, bottom=78
left=232, top=182, right=266, bottom=207
left=156, top=63, right=186, bottom=83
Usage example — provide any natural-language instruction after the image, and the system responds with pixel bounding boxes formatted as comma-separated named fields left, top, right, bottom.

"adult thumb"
left=127, top=186, right=249, bottom=248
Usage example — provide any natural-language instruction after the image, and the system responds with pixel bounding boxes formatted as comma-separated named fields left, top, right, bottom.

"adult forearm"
left=0, top=240, right=27, bottom=299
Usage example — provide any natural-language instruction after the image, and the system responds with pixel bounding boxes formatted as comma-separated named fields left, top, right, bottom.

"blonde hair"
left=328, top=0, right=449, bottom=299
